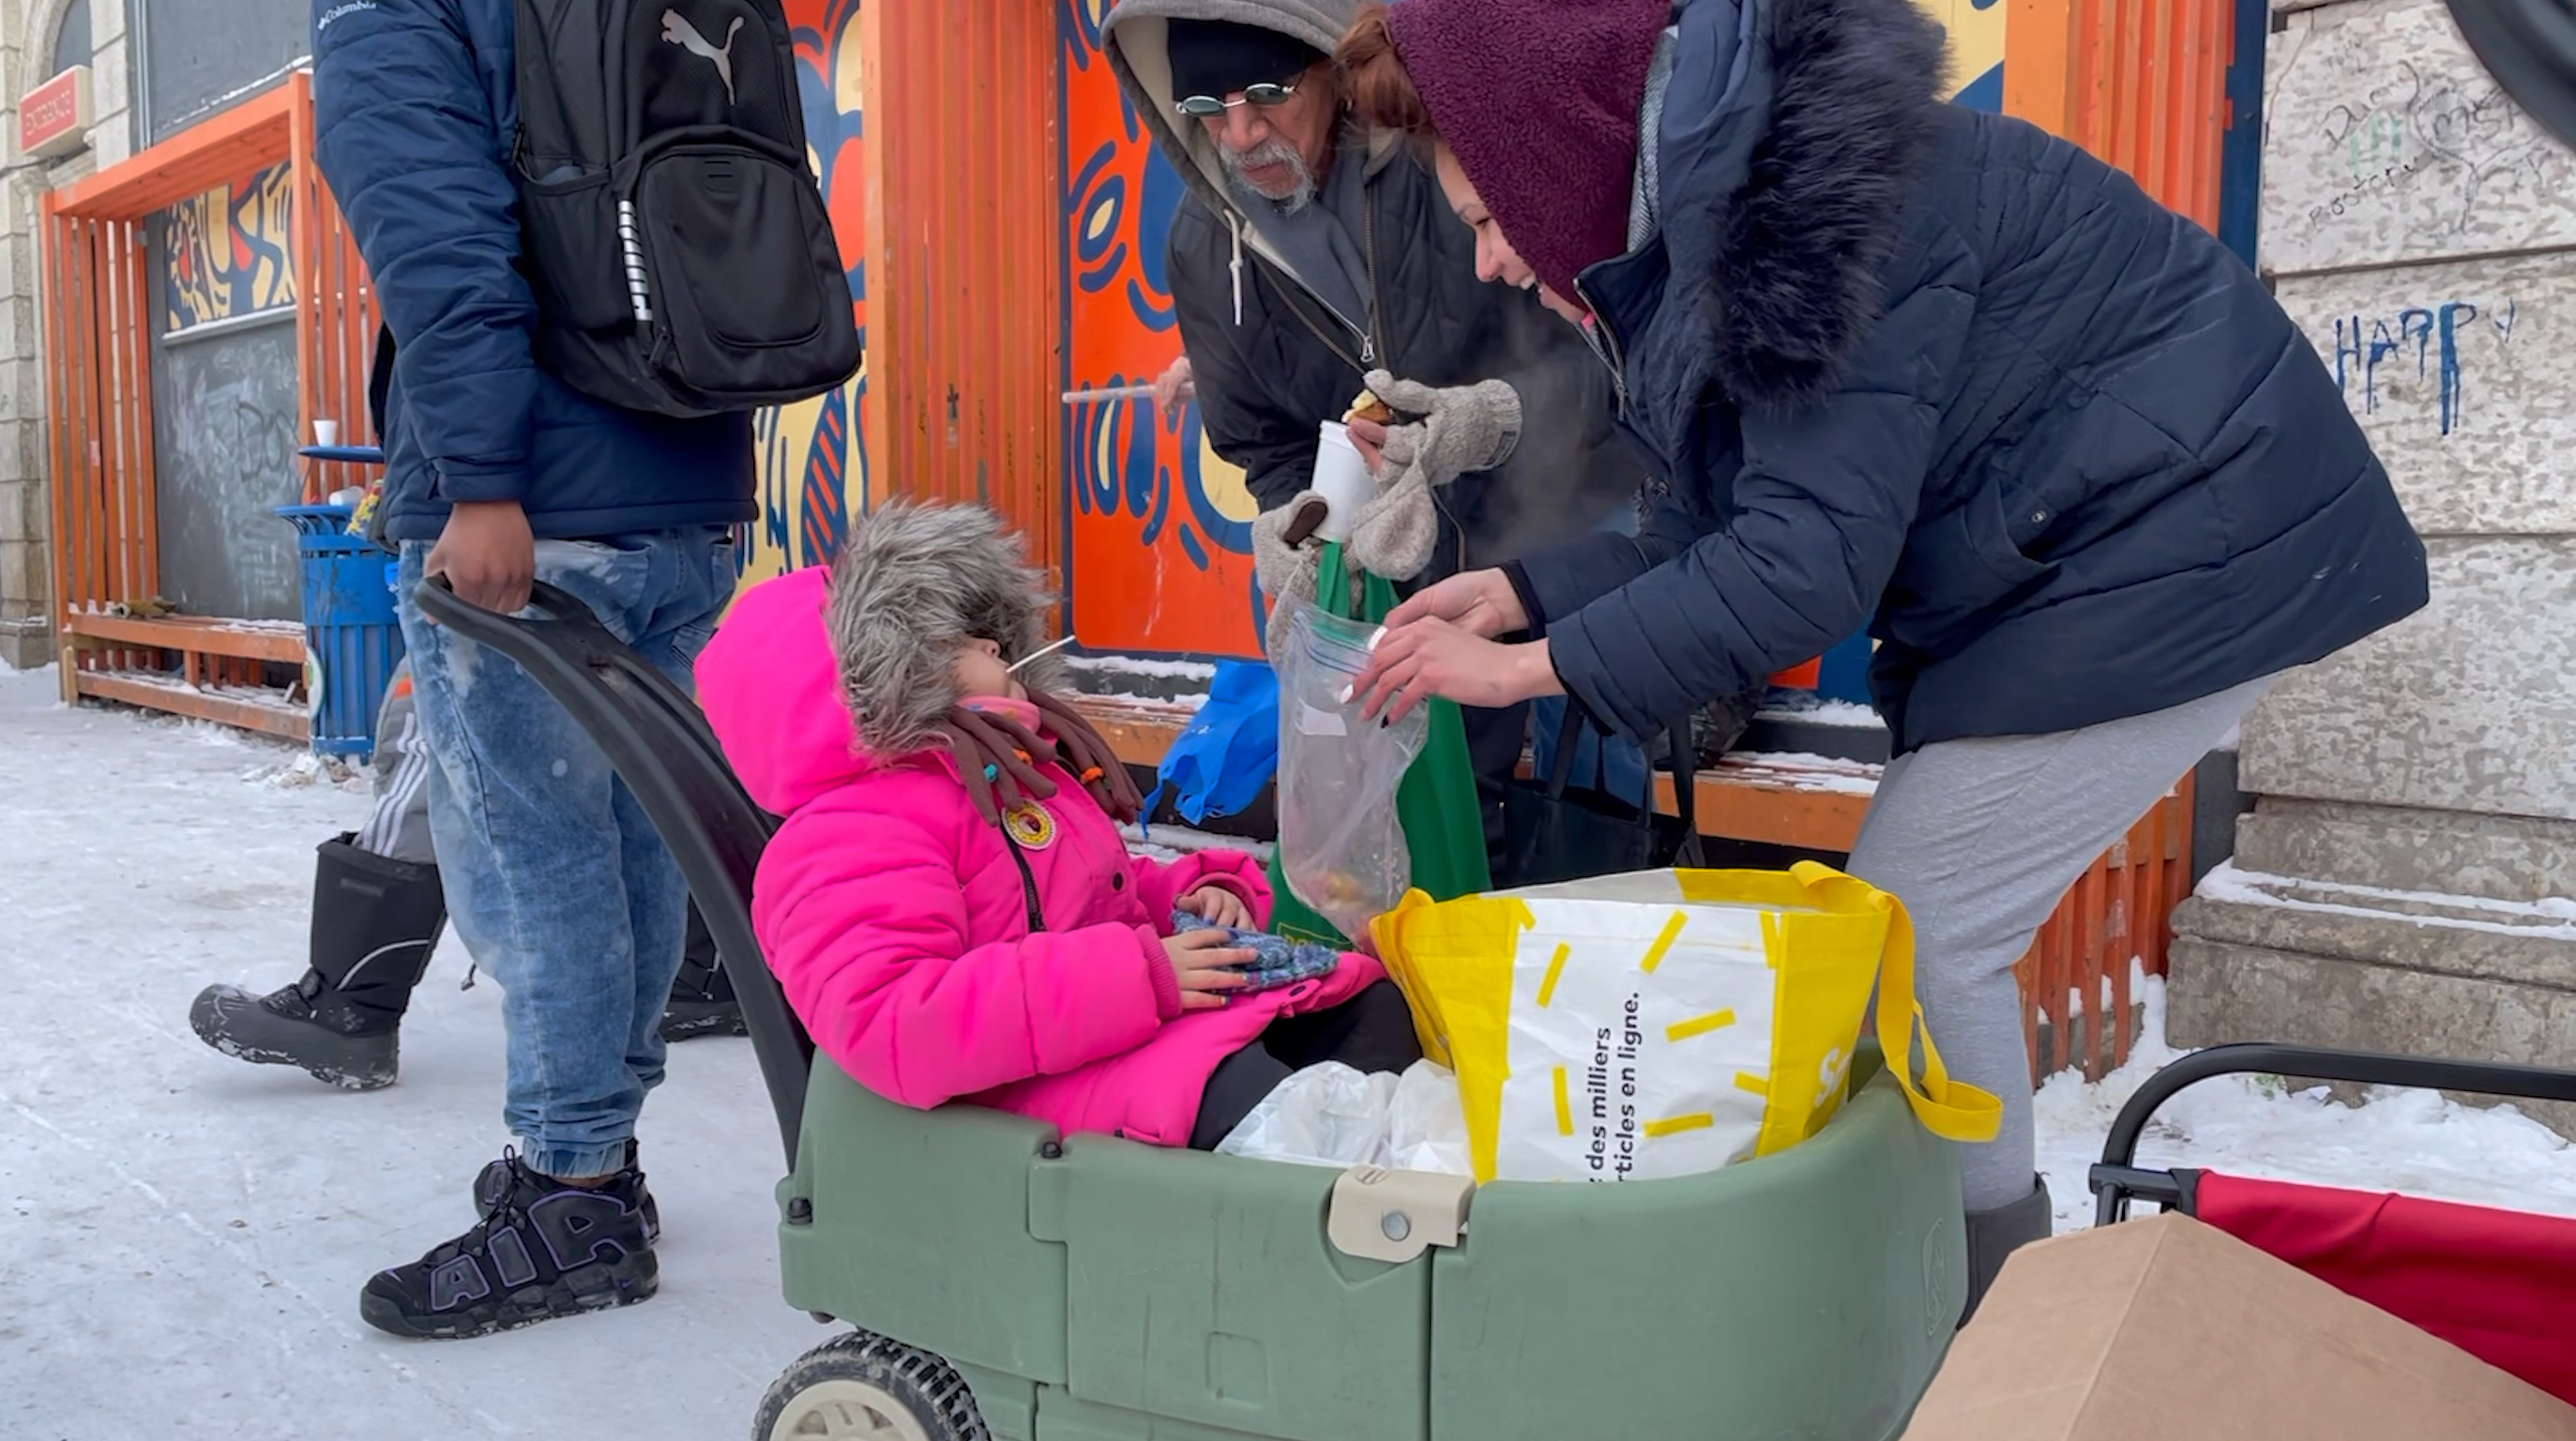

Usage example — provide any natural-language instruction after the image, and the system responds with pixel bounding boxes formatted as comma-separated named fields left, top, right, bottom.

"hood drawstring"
left=1228, top=213, right=1245, bottom=326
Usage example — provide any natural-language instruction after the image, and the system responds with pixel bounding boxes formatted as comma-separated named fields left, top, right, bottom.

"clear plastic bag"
left=1273, top=604, right=1429, bottom=943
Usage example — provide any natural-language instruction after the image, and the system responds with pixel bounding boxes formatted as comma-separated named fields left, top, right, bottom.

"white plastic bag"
left=1272, top=605, right=1428, bottom=941
left=1215, top=1060, right=1473, bottom=1177
left=1386, top=1062, right=1472, bottom=1176
left=1215, top=1063, right=1400, bottom=1170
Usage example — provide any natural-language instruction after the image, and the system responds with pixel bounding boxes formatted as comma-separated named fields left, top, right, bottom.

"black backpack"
left=509, top=0, right=861, bottom=418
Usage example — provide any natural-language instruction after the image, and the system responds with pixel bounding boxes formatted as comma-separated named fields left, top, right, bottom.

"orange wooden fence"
left=288, top=82, right=386, bottom=505
left=2016, top=775, right=2196, bottom=1082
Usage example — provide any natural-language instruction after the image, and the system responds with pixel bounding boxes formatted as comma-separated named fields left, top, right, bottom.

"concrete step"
left=2168, top=868, right=2576, bottom=1138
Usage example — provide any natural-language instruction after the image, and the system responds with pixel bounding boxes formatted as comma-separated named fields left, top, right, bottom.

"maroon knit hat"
left=1385, top=0, right=1671, bottom=304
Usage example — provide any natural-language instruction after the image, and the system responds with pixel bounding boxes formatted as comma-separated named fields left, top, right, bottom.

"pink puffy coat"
left=696, top=568, right=1384, bottom=1145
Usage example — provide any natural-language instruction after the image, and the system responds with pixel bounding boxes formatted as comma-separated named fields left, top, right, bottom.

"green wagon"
left=419, top=578, right=1969, bottom=1441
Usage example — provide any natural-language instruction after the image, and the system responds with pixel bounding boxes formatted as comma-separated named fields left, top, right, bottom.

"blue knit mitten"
left=1171, top=910, right=1343, bottom=992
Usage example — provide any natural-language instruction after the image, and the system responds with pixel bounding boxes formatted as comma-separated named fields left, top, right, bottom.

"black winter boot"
left=1961, top=1176, right=2055, bottom=1325
left=659, top=902, right=748, bottom=1041
left=189, top=834, right=446, bottom=1090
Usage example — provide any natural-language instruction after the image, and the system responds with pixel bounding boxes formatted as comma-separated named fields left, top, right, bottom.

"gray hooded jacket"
left=1102, top=0, right=1646, bottom=580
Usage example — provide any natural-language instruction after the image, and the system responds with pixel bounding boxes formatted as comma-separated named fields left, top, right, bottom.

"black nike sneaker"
left=360, top=1151, right=657, bottom=1339
left=472, top=1141, right=659, bottom=1243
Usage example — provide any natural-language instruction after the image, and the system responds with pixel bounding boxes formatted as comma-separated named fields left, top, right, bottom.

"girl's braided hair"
left=935, top=692, right=1143, bottom=830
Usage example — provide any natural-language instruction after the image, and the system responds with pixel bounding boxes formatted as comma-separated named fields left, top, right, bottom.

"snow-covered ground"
left=6, top=660, right=2575, bottom=1437
left=2034, top=978, right=2576, bottom=1230
left=1, top=665, right=819, bottom=1440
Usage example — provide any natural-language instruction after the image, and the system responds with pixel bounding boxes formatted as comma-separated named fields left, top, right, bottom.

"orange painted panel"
left=860, top=0, right=1060, bottom=582
left=2006, top=0, right=2233, bottom=229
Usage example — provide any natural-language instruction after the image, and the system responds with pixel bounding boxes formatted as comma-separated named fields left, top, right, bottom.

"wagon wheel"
left=752, top=1330, right=991, bottom=1441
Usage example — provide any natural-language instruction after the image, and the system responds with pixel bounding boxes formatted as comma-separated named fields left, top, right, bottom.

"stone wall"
left=0, top=0, right=127, bottom=670
left=2168, top=0, right=2576, bottom=1121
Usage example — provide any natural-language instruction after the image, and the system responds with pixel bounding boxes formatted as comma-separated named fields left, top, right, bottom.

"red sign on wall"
left=18, top=67, right=92, bottom=160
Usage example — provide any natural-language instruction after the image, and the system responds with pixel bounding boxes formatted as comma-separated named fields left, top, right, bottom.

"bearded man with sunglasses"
left=1104, top=0, right=1645, bottom=857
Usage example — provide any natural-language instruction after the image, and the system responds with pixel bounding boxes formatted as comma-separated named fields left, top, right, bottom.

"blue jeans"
left=396, top=527, right=735, bottom=1180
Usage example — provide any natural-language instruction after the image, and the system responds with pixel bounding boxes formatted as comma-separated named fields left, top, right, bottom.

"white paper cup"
left=1311, top=420, right=1371, bottom=542
left=314, top=418, right=341, bottom=448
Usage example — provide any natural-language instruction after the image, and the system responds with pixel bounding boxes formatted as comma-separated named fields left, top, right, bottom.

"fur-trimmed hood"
left=824, top=503, right=1064, bottom=761
left=1648, top=0, right=1948, bottom=412
left=697, top=508, right=1068, bottom=820
left=1378, top=0, right=1946, bottom=412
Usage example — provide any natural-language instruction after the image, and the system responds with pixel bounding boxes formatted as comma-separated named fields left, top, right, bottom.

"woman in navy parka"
left=1337, top=0, right=2428, bottom=1310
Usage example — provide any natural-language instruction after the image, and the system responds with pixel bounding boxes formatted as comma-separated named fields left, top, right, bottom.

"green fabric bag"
left=1265, top=542, right=1493, bottom=948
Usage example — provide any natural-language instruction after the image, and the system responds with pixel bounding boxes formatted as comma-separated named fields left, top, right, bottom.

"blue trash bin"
left=275, top=503, right=404, bottom=761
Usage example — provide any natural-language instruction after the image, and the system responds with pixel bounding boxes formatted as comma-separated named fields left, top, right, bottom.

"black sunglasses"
left=1174, top=82, right=1300, bottom=118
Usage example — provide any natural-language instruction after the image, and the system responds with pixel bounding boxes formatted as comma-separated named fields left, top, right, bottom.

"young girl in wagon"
left=698, top=501, right=1418, bottom=1148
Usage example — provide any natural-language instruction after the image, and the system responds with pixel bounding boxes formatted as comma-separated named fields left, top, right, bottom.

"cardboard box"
left=1902, top=1212, right=2576, bottom=1441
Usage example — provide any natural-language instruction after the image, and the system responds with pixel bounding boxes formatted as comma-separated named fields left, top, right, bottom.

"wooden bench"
left=1071, top=694, right=1877, bottom=852
left=58, top=613, right=312, bottom=743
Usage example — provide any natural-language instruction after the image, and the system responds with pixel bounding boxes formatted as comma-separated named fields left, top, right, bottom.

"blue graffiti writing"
left=2329, top=299, right=2505, bottom=436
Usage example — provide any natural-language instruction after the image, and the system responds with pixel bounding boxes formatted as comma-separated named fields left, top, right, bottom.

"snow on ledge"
left=1719, top=751, right=1882, bottom=796
left=1084, top=689, right=1207, bottom=714
left=1752, top=697, right=1884, bottom=729
left=2194, top=861, right=2576, bottom=941
left=1123, top=822, right=1273, bottom=865
left=1064, top=654, right=1220, bottom=684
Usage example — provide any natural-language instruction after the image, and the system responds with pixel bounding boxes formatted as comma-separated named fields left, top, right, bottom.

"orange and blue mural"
left=744, top=0, right=871, bottom=589
left=1058, top=0, right=1261, bottom=659
left=1923, top=0, right=2007, bottom=112
left=162, top=162, right=295, bottom=332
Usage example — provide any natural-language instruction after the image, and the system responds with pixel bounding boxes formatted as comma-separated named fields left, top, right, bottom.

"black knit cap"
left=1166, top=17, right=1326, bottom=102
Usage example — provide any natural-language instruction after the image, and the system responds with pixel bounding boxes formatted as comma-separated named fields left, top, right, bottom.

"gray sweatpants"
left=351, top=658, right=438, bottom=866
left=1847, top=676, right=2272, bottom=1211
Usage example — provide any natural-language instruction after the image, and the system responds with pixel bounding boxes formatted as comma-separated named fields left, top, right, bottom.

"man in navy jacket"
left=312, top=0, right=753, bottom=1339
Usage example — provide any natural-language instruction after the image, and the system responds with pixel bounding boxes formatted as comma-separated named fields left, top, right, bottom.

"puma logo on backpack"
left=659, top=11, right=745, bottom=104
left=512, top=0, right=860, bottom=418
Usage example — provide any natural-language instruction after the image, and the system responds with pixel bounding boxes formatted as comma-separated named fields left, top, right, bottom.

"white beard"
left=1221, top=140, right=1318, bottom=214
